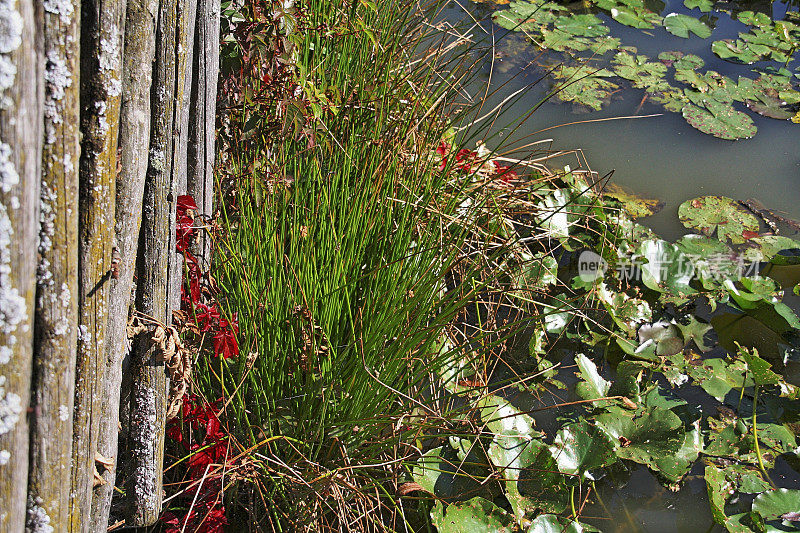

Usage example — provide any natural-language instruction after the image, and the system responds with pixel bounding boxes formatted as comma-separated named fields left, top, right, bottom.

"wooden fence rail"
left=0, top=0, right=220, bottom=526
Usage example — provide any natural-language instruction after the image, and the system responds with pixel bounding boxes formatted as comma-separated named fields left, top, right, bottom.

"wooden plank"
left=88, top=0, right=158, bottom=528
left=71, top=0, right=126, bottom=527
left=188, top=0, right=221, bottom=262
left=169, top=0, right=197, bottom=322
left=122, top=0, right=180, bottom=522
left=26, top=0, right=81, bottom=528
left=0, top=0, right=44, bottom=528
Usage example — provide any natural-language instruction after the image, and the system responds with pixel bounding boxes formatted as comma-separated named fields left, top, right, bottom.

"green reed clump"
left=201, top=0, right=520, bottom=527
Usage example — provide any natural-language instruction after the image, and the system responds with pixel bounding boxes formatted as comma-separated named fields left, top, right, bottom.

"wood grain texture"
left=89, top=0, right=158, bottom=528
left=71, top=0, right=126, bottom=527
left=27, top=0, right=81, bottom=529
left=0, top=0, right=44, bottom=529
left=188, top=0, right=221, bottom=262
left=122, top=0, right=180, bottom=522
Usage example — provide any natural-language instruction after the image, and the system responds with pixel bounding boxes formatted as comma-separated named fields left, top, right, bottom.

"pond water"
left=448, top=0, right=799, bottom=241
left=440, top=0, right=800, bottom=530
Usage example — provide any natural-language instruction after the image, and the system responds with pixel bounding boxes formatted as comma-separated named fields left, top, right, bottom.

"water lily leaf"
left=678, top=196, right=760, bottom=243
left=602, top=183, right=664, bottom=218
left=684, top=0, right=712, bottom=12
left=527, top=515, right=596, bottom=532
left=488, top=436, right=563, bottom=518
left=746, top=92, right=799, bottom=120
left=752, top=489, right=800, bottom=528
left=705, top=463, right=753, bottom=532
left=638, top=239, right=696, bottom=295
left=738, top=11, right=771, bottom=27
left=554, top=14, right=609, bottom=37
left=575, top=353, right=611, bottom=400
left=675, top=314, right=715, bottom=352
left=595, top=406, right=687, bottom=477
left=413, top=447, right=487, bottom=501
left=431, top=497, right=515, bottom=532
left=712, top=39, right=763, bottom=64
left=687, top=356, right=752, bottom=402
left=549, top=420, right=617, bottom=478
left=493, top=0, right=565, bottom=32
left=674, top=53, right=705, bottom=70
left=664, top=13, right=713, bottom=38
left=638, top=320, right=684, bottom=356
left=551, top=66, right=619, bottom=110
left=596, top=283, right=653, bottom=336
left=488, top=436, right=568, bottom=516
left=612, top=51, right=670, bottom=91
left=738, top=344, right=781, bottom=385
left=681, top=100, right=758, bottom=140
left=658, top=50, right=685, bottom=65
left=478, top=394, right=538, bottom=438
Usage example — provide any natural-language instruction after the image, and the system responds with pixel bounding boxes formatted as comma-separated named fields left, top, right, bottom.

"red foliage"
left=165, top=195, right=231, bottom=531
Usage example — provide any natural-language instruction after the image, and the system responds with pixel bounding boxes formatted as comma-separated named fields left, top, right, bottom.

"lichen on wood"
left=88, top=0, right=158, bottom=528
left=121, top=0, right=182, bottom=522
left=27, top=0, right=81, bottom=529
left=71, top=0, right=126, bottom=528
left=0, top=0, right=44, bottom=529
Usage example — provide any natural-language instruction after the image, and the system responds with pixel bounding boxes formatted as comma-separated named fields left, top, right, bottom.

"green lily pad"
left=681, top=100, right=758, bottom=140
left=678, top=196, right=760, bottom=243
left=705, top=464, right=753, bottom=532
left=431, top=497, right=515, bottom=532
left=612, top=51, right=670, bottom=91
left=488, top=436, right=562, bottom=518
left=746, top=92, right=799, bottom=120
left=738, top=344, right=781, bottom=386
left=684, top=0, right=712, bottom=12
left=527, top=515, right=595, bottom=532
left=752, top=489, right=800, bottom=526
left=602, top=183, right=664, bottom=218
left=638, top=239, right=696, bottom=295
left=575, top=353, right=611, bottom=400
left=738, top=11, right=771, bottom=27
left=664, top=13, right=713, bottom=38
left=549, top=419, right=617, bottom=478
left=595, top=406, right=690, bottom=479
left=712, top=39, right=764, bottom=64
left=551, top=66, right=619, bottom=110
left=554, top=14, right=609, bottom=37
left=674, top=54, right=705, bottom=70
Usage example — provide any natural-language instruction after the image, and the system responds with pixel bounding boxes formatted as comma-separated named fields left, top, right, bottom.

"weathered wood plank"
left=27, top=0, right=81, bottom=528
left=71, top=0, right=126, bottom=527
left=0, top=0, right=44, bottom=529
left=89, top=0, right=158, bottom=528
left=169, top=0, right=197, bottom=324
left=188, top=0, right=221, bottom=261
left=122, top=0, right=180, bottom=522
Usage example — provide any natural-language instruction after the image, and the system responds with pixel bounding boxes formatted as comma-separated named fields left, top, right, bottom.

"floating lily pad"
left=554, top=14, right=609, bottom=37
left=746, top=92, right=799, bottom=120
left=549, top=420, right=617, bottom=478
left=602, top=183, right=664, bottom=218
left=528, top=515, right=594, bottom=532
left=674, top=54, right=705, bottom=70
left=737, top=10, right=771, bottom=27
left=678, top=196, right=760, bottom=243
left=612, top=51, right=670, bottom=91
left=551, top=66, right=619, bottom=110
left=752, top=489, right=800, bottom=526
left=681, top=100, right=757, bottom=140
left=431, top=497, right=515, bottom=532
left=712, top=39, right=763, bottom=64
left=684, top=0, right=712, bottom=12
left=664, top=13, right=713, bottom=38
left=595, top=405, right=687, bottom=478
